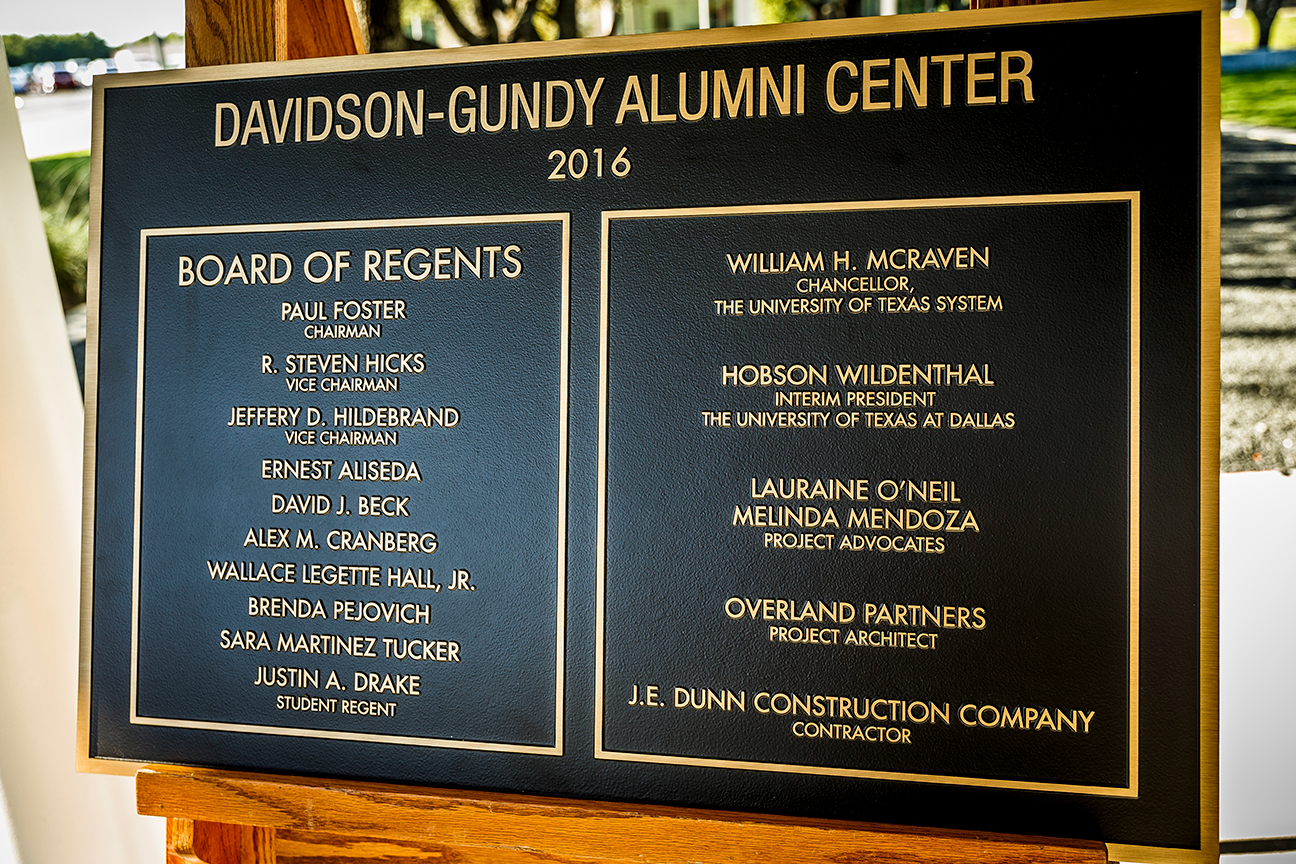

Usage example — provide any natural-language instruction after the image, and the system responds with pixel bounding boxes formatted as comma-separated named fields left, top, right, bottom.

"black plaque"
left=80, top=3, right=1219, bottom=861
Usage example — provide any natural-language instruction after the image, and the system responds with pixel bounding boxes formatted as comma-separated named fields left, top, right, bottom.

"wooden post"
left=185, top=0, right=365, bottom=67
left=167, top=818, right=274, bottom=864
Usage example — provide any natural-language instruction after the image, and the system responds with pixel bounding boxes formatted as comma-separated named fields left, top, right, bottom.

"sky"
left=2, top=0, right=184, bottom=46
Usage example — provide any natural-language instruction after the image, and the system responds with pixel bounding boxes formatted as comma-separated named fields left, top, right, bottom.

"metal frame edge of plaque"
left=77, top=2, right=1221, bottom=861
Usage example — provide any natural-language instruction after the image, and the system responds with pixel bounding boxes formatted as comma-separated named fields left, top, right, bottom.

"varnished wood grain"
left=286, top=0, right=365, bottom=59
left=185, top=0, right=362, bottom=67
left=167, top=819, right=204, bottom=864
left=169, top=819, right=276, bottom=864
left=185, top=0, right=280, bottom=66
left=140, top=766, right=1109, bottom=864
left=276, top=830, right=440, bottom=863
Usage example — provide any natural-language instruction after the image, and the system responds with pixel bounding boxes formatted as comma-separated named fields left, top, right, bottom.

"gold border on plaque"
left=1109, top=2, right=1221, bottom=861
left=76, top=2, right=1220, bottom=860
left=122, top=213, right=569, bottom=755
left=595, top=193, right=1140, bottom=797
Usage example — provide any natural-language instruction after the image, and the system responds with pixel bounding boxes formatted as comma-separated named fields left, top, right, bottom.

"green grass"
left=1222, top=68, right=1296, bottom=129
left=29, top=151, right=90, bottom=311
left=1218, top=14, right=1296, bottom=470
left=1219, top=9, right=1296, bottom=130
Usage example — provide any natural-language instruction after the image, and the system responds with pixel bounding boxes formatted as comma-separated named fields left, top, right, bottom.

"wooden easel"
left=142, top=764, right=1109, bottom=863
left=150, top=1, right=1110, bottom=861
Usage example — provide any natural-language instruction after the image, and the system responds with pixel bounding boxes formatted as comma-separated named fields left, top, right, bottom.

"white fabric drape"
left=0, top=45, right=163, bottom=864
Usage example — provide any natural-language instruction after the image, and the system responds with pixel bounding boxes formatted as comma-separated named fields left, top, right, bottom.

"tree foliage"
left=1251, top=0, right=1285, bottom=49
left=30, top=153, right=92, bottom=311
left=383, top=0, right=583, bottom=46
left=3, top=32, right=111, bottom=67
left=367, top=0, right=440, bottom=51
left=438, top=0, right=579, bottom=43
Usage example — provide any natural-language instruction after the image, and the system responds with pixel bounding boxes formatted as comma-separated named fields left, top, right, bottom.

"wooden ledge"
left=138, top=765, right=1110, bottom=864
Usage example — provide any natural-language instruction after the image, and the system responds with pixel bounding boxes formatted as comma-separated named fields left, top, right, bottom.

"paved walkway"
left=1224, top=125, right=1296, bottom=285
left=1220, top=124, right=1296, bottom=860
left=1220, top=129, right=1296, bottom=471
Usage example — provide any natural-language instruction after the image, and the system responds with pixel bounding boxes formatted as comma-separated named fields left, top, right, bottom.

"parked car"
left=29, top=62, right=84, bottom=93
left=30, top=62, right=53, bottom=92
left=9, top=67, right=28, bottom=94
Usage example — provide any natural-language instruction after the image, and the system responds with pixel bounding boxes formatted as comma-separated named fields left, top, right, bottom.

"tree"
left=797, top=0, right=863, bottom=20
left=367, top=0, right=439, bottom=51
left=435, top=0, right=580, bottom=42
left=366, top=0, right=584, bottom=48
left=1252, top=0, right=1285, bottom=49
left=2, top=32, right=111, bottom=67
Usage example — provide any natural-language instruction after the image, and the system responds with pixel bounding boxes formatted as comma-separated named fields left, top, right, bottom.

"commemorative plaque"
left=80, top=2, right=1219, bottom=861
